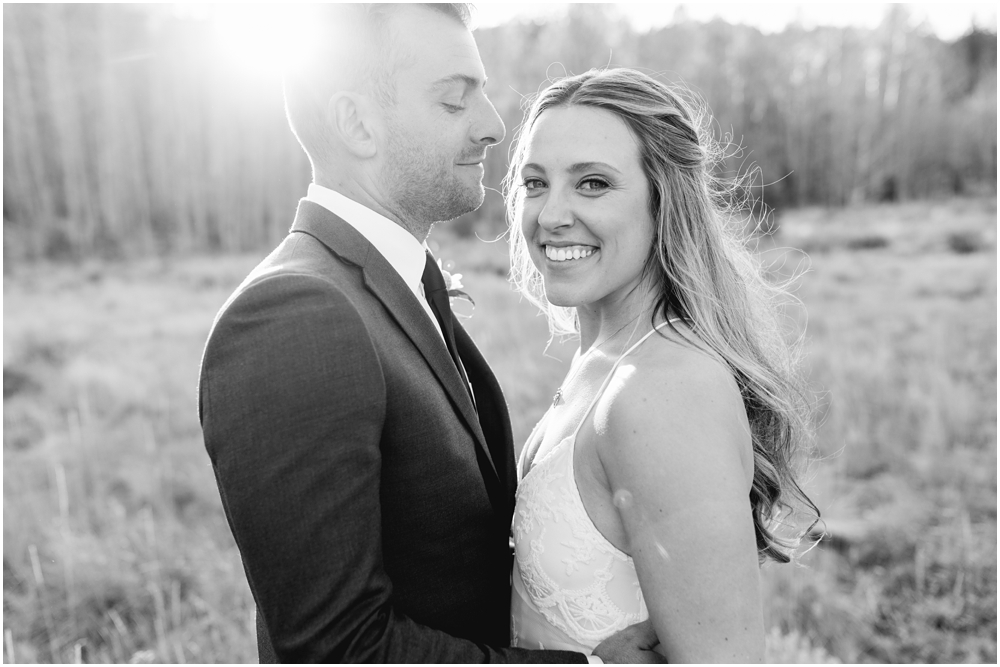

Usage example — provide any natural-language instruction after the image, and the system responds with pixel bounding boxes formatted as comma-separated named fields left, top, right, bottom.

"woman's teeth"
left=545, top=245, right=596, bottom=262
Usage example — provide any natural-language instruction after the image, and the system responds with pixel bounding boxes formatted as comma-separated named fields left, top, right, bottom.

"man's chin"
left=435, top=186, right=485, bottom=223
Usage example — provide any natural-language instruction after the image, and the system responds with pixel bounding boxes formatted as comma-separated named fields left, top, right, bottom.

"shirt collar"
left=306, top=183, right=427, bottom=292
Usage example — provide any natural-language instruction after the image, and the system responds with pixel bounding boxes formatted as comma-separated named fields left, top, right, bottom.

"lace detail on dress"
left=512, top=436, right=648, bottom=649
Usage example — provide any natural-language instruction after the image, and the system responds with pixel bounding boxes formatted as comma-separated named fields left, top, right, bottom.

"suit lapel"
left=362, top=255, right=496, bottom=473
left=288, top=201, right=501, bottom=488
left=455, top=323, right=517, bottom=525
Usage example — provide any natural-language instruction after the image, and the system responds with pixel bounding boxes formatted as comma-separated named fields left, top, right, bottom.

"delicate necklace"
left=552, top=310, right=648, bottom=407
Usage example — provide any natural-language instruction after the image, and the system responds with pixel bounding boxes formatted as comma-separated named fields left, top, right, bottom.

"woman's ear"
left=328, top=92, right=378, bottom=159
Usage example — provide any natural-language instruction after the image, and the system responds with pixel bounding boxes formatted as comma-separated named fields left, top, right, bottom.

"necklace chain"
left=552, top=310, right=647, bottom=407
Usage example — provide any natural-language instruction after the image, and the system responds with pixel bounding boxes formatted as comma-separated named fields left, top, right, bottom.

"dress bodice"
left=510, top=321, right=678, bottom=653
left=510, top=431, right=649, bottom=652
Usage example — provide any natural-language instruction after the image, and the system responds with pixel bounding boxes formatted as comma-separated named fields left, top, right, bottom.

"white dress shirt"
left=305, top=183, right=443, bottom=340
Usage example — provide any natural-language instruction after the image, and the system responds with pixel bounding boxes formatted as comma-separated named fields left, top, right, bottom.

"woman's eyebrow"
left=521, top=161, right=623, bottom=175
left=567, top=161, right=623, bottom=175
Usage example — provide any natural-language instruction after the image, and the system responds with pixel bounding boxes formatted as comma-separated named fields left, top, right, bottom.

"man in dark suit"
left=199, top=4, right=661, bottom=662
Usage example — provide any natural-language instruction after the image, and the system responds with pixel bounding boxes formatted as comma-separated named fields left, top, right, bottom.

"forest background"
left=3, top=3, right=997, bottom=664
left=3, top=3, right=996, bottom=257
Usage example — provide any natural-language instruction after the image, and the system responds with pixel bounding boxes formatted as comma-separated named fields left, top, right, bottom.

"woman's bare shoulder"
left=607, top=324, right=745, bottom=427
left=595, top=325, right=753, bottom=492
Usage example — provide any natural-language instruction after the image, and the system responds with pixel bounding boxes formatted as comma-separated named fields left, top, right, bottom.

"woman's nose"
left=536, top=188, right=574, bottom=231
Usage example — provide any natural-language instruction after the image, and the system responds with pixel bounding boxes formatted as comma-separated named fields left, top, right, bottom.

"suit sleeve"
left=199, top=273, right=585, bottom=663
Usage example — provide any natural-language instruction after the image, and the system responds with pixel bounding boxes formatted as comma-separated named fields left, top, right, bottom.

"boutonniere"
left=438, top=259, right=475, bottom=307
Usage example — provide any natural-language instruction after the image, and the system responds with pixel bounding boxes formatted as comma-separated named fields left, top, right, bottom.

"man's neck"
left=313, top=173, right=432, bottom=243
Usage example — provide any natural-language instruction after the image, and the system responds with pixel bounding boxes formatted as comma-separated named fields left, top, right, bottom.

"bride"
left=503, top=68, right=818, bottom=662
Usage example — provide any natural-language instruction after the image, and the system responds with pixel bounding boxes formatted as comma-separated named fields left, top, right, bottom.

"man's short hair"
left=284, top=3, right=472, bottom=169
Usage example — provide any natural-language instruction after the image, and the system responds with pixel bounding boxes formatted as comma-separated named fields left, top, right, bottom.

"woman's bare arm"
left=596, top=351, right=765, bottom=663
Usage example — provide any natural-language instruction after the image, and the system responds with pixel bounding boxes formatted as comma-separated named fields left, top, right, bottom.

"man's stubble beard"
left=381, top=121, right=485, bottom=234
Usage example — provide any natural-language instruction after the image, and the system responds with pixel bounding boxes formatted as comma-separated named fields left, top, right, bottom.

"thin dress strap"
left=568, top=318, right=681, bottom=442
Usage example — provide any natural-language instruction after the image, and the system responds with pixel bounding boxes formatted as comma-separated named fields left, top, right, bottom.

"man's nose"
left=473, top=95, right=506, bottom=147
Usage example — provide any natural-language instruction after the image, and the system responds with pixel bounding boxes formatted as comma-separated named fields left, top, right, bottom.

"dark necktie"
left=422, top=252, right=473, bottom=398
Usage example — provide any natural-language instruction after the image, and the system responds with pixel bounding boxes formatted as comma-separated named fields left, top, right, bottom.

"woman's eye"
left=522, top=178, right=546, bottom=191
left=579, top=177, right=611, bottom=192
left=442, top=103, right=466, bottom=113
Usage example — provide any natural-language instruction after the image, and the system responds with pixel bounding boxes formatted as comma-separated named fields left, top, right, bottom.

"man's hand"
left=592, top=619, right=667, bottom=664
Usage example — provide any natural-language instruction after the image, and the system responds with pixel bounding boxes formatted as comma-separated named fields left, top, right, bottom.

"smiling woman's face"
left=517, top=105, right=656, bottom=310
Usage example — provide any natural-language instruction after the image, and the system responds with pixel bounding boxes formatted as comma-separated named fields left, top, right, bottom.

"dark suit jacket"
left=199, top=201, right=586, bottom=663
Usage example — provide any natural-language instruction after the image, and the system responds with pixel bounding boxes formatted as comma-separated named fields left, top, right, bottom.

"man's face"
left=376, top=6, right=505, bottom=228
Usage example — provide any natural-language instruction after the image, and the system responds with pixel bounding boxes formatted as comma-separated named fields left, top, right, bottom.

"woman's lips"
left=543, top=244, right=598, bottom=262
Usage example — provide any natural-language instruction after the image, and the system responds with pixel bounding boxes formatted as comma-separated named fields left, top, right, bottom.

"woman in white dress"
left=503, top=68, right=818, bottom=662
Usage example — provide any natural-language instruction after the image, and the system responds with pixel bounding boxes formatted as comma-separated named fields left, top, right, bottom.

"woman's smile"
left=543, top=244, right=598, bottom=263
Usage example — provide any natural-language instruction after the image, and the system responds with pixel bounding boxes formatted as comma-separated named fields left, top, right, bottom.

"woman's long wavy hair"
left=503, top=68, right=819, bottom=564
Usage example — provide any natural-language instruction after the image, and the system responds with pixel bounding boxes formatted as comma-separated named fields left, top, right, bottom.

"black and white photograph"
left=3, top=2, right=996, bottom=663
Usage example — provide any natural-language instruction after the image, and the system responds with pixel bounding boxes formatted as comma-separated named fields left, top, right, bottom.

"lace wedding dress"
left=510, top=323, right=676, bottom=653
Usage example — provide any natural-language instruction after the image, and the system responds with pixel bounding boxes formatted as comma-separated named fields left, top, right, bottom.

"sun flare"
left=212, top=5, right=323, bottom=79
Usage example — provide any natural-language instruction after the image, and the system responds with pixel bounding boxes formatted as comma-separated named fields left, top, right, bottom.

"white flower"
left=437, top=258, right=473, bottom=307
left=442, top=270, right=463, bottom=291
left=437, top=258, right=464, bottom=291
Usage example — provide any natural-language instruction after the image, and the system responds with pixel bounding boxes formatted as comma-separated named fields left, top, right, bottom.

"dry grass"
left=4, top=198, right=996, bottom=663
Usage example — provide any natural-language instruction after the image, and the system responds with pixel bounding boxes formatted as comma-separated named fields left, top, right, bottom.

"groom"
left=199, top=4, right=661, bottom=663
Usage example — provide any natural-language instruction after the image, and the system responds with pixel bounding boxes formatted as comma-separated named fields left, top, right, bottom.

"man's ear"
left=328, top=92, right=379, bottom=159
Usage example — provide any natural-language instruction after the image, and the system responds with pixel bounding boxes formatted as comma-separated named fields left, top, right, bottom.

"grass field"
left=3, top=198, right=996, bottom=663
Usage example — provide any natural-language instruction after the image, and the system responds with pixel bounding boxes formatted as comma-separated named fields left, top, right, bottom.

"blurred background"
left=3, top=2, right=996, bottom=663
